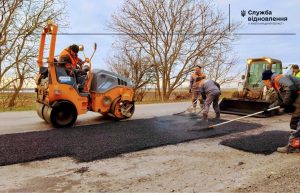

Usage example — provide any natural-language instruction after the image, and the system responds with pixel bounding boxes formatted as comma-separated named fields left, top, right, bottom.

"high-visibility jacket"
left=294, top=71, right=300, bottom=78
left=189, top=72, right=206, bottom=91
left=272, top=74, right=284, bottom=92
left=270, top=74, right=300, bottom=107
left=58, top=48, right=79, bottom=69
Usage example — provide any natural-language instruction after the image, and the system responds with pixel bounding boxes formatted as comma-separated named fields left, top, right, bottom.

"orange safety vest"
left=191, top=72, right=206, bottom=88
left=59, top=48, right=79, bottom=69
left=191, top=73, right=206, bottom=81
left=272, top=74, right=283, bottom=92
left=273, top=74, right=300, bottom=95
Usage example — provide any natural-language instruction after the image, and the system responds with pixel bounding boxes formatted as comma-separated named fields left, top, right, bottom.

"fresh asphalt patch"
left=220, top=130, right=290, bottom=155
left=0, top=114, right=261, bottom=166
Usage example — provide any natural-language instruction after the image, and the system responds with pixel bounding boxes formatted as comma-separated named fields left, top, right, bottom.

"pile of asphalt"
left=220, top=130, right=290, bottom=155
left=0, top=114, right=261, bottom=166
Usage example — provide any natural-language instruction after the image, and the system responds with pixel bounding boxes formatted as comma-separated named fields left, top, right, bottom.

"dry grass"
left=221, top=88, right=236, bottom=98
left=0, top=89, right=235, bottom=112
left=0, top=93, right=36, bottom=112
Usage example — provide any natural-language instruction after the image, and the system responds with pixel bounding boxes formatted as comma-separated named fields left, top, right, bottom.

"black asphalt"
left=0, top=114, right=261, bottom=166
left=220, top=130, right=290, bottom=155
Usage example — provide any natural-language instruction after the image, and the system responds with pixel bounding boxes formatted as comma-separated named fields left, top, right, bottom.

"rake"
left=173, top=98, right=203, bottom=115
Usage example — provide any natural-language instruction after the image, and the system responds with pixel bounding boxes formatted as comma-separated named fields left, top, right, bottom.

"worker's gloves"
left=279, top=103, right=290, bottom=109
left=262, top=108, right=269, bottom=114
left=189, top=89, right=192, bottom=94
left=283, top=105, right=296, bottom=113
left=279, top=103, right=296, bottom=113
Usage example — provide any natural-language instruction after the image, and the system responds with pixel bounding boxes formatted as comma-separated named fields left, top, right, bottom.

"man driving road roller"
left=58, top=44, right=89, bottom=92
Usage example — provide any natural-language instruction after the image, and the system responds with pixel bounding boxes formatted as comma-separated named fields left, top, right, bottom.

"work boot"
left=202, top=113, right=208, bottom=121
left=215, top=113, right=221, bottom=119
left=277, top=145, right=300, bottom=153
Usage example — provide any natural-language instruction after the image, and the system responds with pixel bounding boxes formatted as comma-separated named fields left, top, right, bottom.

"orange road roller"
left=35, top=21, right=135, bottom=128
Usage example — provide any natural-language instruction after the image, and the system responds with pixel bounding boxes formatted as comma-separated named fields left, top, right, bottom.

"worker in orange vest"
left=58, top=44, right=89, bottom=92
left=262, top=70, right=300, bottom=153
left=189, top=65, right=206, bottom=113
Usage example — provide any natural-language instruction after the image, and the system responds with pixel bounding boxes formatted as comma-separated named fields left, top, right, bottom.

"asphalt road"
left=0, top=113, right=261, bottom=166
left=0, top=102, right=296, bottom=192
left=0, top=102, right=264, bottom=166
left=0, top=102, right=194, bottom=135
left=221, top=130, right=290, bottom=154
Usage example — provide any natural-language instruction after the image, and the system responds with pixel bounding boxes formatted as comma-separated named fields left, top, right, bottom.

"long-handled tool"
left=173, top=97, right=200, bottom=115
left=196, top=107, right=204, bottom=114
left=207, top=106, right=280, bottom=129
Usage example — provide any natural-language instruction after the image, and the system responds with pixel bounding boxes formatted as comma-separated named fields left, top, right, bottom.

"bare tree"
left=0, top=0, right=67, bottom=108
left=110, top=0, right=238, bottom=101
left=200, top=44, right=240, bottom=85
left=108, top=41, right=154, bottom=101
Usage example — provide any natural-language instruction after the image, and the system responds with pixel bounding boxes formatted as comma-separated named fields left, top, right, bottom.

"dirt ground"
left=0, top=103, right=299, bottom=192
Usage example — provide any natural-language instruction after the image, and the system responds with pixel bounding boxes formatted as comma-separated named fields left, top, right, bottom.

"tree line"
left=0, top=0, right=239, bottom=109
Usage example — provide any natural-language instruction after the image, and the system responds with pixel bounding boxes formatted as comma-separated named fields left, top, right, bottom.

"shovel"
left=173, top=98, right=200, bottom=115
left=206, top=106, right=280, bottom=129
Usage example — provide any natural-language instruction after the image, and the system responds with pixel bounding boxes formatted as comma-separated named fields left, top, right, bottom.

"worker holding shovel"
left=189, top=65, right=206, bottom=113
left=262, top=70, right=300, bottom=153
left=199, top=79, right=221, bottom=121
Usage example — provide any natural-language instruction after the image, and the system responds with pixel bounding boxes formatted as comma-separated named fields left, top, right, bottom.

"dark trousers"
left=290, top=95, right=300, bottom=139
left=74, top=69, right=87, bottom=91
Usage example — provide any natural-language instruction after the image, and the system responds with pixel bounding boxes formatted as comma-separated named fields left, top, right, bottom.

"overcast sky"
left=54, top=0, right=300, bottom=71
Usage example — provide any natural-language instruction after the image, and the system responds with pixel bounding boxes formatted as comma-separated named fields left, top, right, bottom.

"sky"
left=54, top=0, right=300, bottom=72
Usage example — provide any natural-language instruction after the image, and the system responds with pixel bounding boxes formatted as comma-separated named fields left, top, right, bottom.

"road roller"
left=35, top=21, right=135, bottom=128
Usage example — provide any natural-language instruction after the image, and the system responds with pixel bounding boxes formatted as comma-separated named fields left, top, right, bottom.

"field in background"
left=0, top=93, right=36, bottom=112
left=0, top=89, right=235, bottom=112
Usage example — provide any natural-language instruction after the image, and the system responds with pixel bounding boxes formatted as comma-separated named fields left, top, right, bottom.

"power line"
left=4, top=32, right=297, bottom=36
